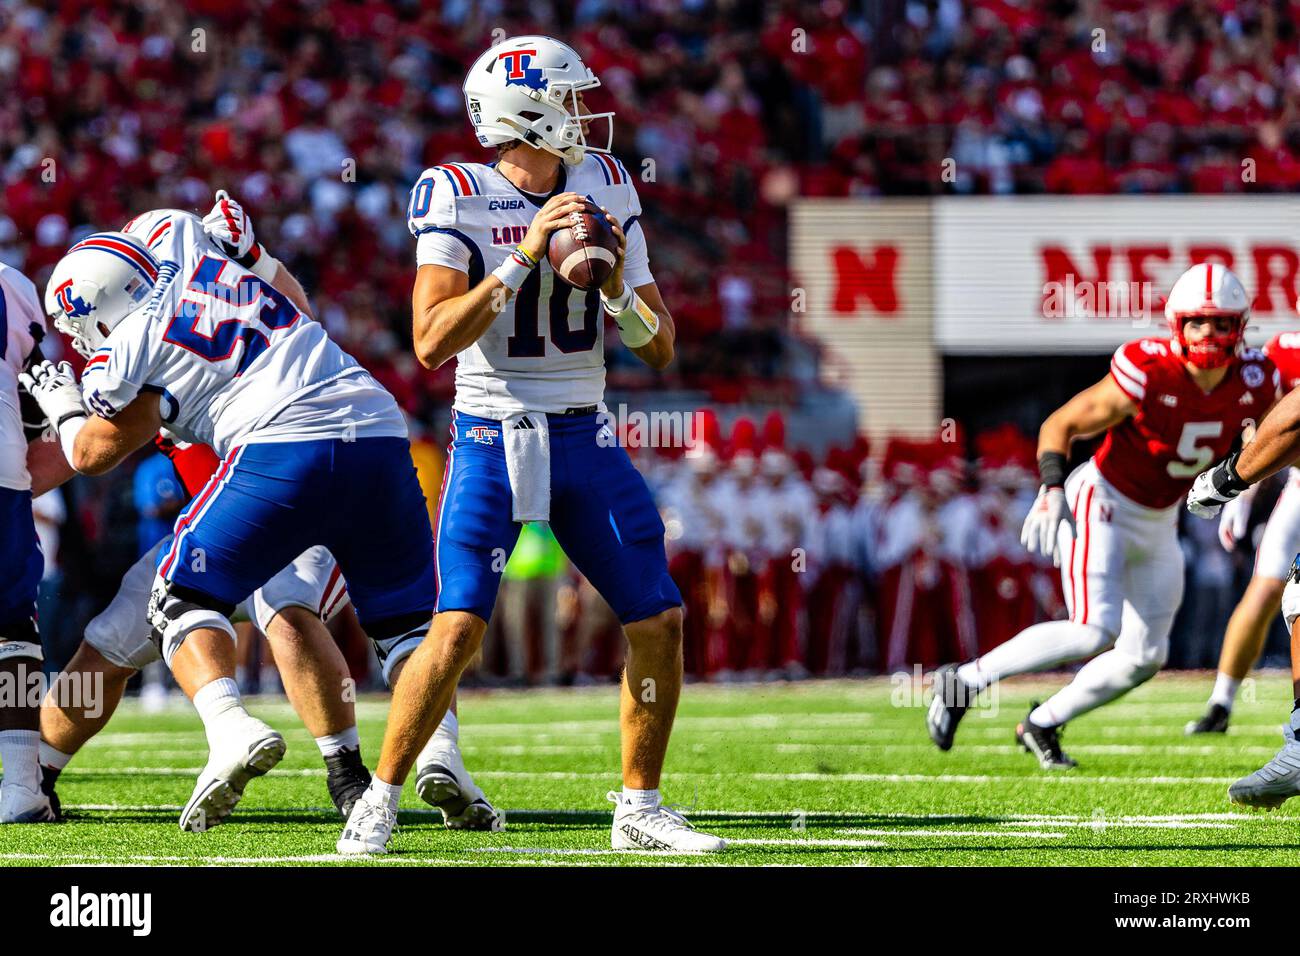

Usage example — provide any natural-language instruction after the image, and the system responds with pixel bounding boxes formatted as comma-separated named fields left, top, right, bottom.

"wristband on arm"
left=1037, top=451, right=1067, bottom=490
left=236, top=243, right=278, bottom=282
left=1213, top=451, right=1251, bottom=496
left=56, top=411, right=87, bottom=470
left=603, top=286, right=659, bottom=349
left=491, top=247, right=538, bottom=293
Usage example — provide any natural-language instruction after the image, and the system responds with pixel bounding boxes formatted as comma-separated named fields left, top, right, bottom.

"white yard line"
left=835, top=829, right=1068, bottom=838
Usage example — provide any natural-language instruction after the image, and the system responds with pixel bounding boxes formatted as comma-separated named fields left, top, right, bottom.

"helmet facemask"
left=1169, top=311, right=1246, bottom=370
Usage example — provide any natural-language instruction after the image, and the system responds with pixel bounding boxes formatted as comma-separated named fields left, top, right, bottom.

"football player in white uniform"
left=0, top=261, right=74, bottom=823
left=339, top=35, right=724, bottom=854
left=21, top=199, right=455, bottom=836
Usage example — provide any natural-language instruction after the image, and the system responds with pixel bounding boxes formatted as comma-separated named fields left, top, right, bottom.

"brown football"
left=547, top=198, right=618, bottom=290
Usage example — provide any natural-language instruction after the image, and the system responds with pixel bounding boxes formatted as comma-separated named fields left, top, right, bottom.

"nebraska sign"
left=934, top=196, right=1300, bottom=352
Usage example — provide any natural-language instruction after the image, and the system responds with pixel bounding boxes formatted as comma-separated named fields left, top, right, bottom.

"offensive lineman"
left=338, top=35, right=725, bottom=853
left=20, top=205, right=447, bottom=834
left=927, top=263, right=1278, bottom=768
left=28, top=198, right=494, bottom=830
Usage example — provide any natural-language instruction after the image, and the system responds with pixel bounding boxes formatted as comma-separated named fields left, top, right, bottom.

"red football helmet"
left=1163, top=263, right=1250, bottom=370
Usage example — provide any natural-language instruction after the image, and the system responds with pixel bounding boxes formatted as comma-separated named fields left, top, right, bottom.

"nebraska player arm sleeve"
left=1109, top=343, right=1146, bottom=402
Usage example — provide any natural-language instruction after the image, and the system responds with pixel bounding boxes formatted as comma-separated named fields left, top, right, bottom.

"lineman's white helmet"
left=1163, top=262, right=1251, bottom=369
left=463, top=35, right=613, bottom=164
left=44, top=231, right=159, bottom=359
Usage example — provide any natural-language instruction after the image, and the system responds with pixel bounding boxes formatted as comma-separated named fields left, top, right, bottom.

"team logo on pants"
left=466, top=425, right=499, bottom=445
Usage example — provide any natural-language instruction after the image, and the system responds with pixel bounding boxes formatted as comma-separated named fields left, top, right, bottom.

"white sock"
left=315, top=726, right=360, bottom=758
left=1031, top=648, right=1156, bottom=727
left=436, top=709, right=459, bottom=742
left=366, top=777, right=402, bottom=812
left=957, top=620, right=1112, bottom=691
left=1289, top=706, right=1300, bottom=736
left=192, top=677, right=246, bottom=746
left=1209, top=672, right=1241, bottom=711
left=38, top=741, right=73, bottom=770
left=620, top=787, right=660, bottom=810
left=0, top=729, right=40, bottom=792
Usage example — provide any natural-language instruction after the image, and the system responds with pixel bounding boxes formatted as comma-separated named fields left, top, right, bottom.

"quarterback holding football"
left=338, top=35, right=724, bottom=854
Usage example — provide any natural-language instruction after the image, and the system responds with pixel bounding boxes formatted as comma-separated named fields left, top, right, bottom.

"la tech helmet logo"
left=497, top=49, right=546, bottom=91
left=53, top=279, right=95, bottom=318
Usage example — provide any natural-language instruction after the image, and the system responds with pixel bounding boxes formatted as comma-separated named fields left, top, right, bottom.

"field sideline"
left=4, top=672, right=1300, bottom=866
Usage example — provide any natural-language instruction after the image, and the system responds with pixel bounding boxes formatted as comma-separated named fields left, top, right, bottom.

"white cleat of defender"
left=337, top=795, right=398, bottom=855
left=607, top=792, right=727, bottom=852
left=1228, top=724, right=1300, bottom=810
left=415, top=739, right=501, bottom=831
left=0, top=784, right=56, bottom=823
left=179, top=717, right=286, bottom=832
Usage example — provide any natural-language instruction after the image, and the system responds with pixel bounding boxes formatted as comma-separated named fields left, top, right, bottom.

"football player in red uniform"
left=1187, top=331, right=1300, bottom=734
left=928, top=263, right=1278, bottom=768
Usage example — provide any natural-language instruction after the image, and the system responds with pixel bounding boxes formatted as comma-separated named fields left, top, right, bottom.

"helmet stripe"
left=69, top=235, right=159, bottom=283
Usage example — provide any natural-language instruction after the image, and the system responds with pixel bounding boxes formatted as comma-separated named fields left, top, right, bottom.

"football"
left=547, top=198, right=618, bottom=290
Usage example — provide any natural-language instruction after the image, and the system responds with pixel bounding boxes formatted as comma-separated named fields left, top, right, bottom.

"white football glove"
left=1216, top=484, right=1256, bottom=551
left=1019, top=485, right=1075, bottom=567
left=17, top=360, right=85, bottom=429
left=1187, top=456, right=1250, bottom=519
left=202, top=189, right=256, bottom=260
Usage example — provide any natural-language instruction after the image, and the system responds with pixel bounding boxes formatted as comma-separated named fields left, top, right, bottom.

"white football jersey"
left=83, top=211, right=404, bottom=457
left=408, top=155, right=653, bottom=418
left=0, top=263, right=47, bottom=491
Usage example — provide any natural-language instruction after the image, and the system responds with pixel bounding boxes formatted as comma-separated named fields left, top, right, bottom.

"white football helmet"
left=44, top=231, right=159, bottom=358
left=1163, top=262, right=1251, bottom=369
left=462, top=35, right=614, bottom=164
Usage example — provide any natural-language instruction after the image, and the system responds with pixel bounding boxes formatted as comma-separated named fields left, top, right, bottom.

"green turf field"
left=5, top=671, right=1300, bottom=866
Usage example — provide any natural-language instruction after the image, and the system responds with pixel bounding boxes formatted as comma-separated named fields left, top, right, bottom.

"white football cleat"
left=179, top=718, right=285, bottom=832
left=607, top=792, right=726, bottom=852
left=0, top=784, right=56, bottom=823
left=336, top=795, right=398, bottom=855
left=415, top=738, right=501, bottom=831
left=1228, top=724, right=1300, bottom=810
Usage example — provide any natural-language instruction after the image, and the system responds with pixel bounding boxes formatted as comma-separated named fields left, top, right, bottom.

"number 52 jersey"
left=408, top=155, right=651, bottom=418
left=1097, top=336, right=1280, bottom=509
left=82, top=211, right=405, bottom=457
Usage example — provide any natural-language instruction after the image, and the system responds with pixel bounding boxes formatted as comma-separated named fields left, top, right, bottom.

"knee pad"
left=366, top=611, right=431, bottom=687
left=147, top=579, right=237, bottom=667
left=0, top=640, right=42, bottom=664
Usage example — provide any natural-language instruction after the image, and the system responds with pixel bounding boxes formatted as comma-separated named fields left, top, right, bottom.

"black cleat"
left=324, top=747, right=371, bottom=819
left=926, top=663, right=977, bottom=751
left=1015, top=704, right=1077, bottom=770
left=39, top=765, right=62, bottom=822
left=1185, top=702, right=1230, bottom=735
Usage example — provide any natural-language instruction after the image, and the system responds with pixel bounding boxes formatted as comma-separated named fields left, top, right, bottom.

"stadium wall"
left=792, top=196, right=1300, bottom=436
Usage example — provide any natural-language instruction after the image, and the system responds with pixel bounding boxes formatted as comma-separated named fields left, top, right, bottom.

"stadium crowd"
left=6, top=0, right=1300, bottom=685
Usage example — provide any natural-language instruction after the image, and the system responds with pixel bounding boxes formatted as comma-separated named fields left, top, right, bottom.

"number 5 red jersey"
left=1096, top=337, right=1279, bottom=508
